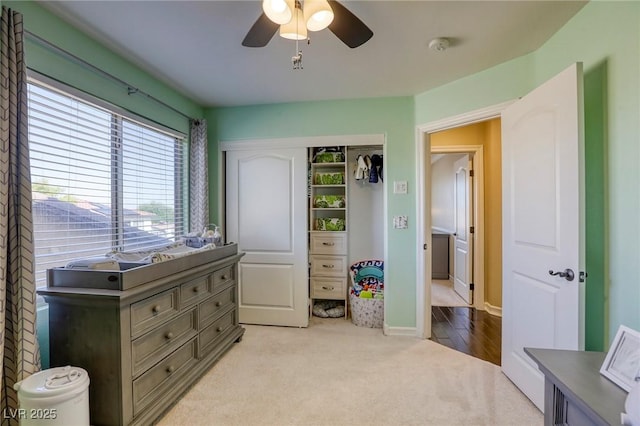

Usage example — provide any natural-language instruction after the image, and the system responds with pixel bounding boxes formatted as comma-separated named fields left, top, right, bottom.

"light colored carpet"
left=158, top=318, right=541, bottom=426
left=431, top=279, right=469, bottom=307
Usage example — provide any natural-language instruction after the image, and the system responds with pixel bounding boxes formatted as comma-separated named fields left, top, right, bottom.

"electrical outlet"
left=393, top=215, right=408, bottom=229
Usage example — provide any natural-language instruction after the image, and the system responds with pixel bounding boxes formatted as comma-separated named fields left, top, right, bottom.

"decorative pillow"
left=312, top=300, right=345, bottom=318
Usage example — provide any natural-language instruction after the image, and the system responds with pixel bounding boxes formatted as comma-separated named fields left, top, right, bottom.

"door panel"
left=453, top=155, right=472, bottom=303
left=226, top=148, right=308, bottom=327
left=502, top=63, right=584, bottom=410
left=239, top=264, right=294, bottom=307
left=238, top=156, right=292, bottom=252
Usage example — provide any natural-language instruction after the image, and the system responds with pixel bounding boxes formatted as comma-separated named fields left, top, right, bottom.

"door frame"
left=415, top=100, right=515, bottom=339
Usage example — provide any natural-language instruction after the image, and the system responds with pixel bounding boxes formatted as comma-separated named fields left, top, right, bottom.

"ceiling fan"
left=242, top=0, right=373, bottom=49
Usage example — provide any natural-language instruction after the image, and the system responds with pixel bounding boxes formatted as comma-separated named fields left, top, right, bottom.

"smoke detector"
left=429, top=38, right=450, bottom=52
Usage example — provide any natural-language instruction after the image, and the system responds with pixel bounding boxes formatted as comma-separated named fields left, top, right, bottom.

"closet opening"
left=309, top=145, right=384, bottom=325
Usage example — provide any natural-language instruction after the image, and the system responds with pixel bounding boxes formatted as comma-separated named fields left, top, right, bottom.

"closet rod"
left=25, top=30, right=194, bottom=121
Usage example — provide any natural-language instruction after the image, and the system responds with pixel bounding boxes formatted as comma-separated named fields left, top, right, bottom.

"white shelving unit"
left=308, top=147, right=348, bottom=318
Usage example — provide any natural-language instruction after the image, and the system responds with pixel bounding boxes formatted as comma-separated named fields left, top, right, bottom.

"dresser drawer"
left=198, top=310, right=235, bottom=357
left=133, top=339, right=198, bottom=415
left=199, top=284, right=235, bottom=328
left=310, top=255, right=348, bottom=277
left=131, top=287, right=180, bottom=337
left=310, top=277, right=346, bottom=299
left=180, top=274, right=212, bottom=308
left=309, top=233, right=347, bottom=255
left=212, top=265, right=234, bottom=292
left=131, top=308, right=198, bottom=376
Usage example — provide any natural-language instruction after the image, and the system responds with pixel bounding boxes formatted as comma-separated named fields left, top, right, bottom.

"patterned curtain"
left=0, top=7, right=41, bottom=421
left=189, top=119, right=209, bottom=233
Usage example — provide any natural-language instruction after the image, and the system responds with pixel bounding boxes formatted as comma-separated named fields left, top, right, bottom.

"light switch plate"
left=394, top=181, right=408, bottom=194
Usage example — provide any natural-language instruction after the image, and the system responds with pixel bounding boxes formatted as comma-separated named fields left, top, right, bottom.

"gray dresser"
left=39, top=251, right=245, bottom=425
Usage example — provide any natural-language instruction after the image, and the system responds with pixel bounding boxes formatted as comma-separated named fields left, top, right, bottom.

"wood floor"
left=430, top=306, right=502, bottom=366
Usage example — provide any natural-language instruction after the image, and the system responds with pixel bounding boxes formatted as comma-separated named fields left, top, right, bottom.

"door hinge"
left=470, top=226, right=475, bottom=234
left=470, top=283, right=475, bottom=290
left=470, top=169, right=474, bottom=177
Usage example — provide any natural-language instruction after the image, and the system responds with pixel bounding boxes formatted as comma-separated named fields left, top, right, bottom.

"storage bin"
left=314, top=172, right=344, bottom=185
left=349, top=290, right=384, bottom=328
left=313, top=151, right=344, bottom=163
left=315, top=217, right=346, bottom=231
left=313, top=195, right=346, bottom=208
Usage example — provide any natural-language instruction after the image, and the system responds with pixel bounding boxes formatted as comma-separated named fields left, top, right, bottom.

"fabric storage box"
left=315, top=218, right=346, bottom=231
left=313, top=195, right=346, bottom=208
left=314, top=172, right=344, bottom=185
left=313, top=151, right=345, bottom=163
left=349, top=290, right=383, bottom=328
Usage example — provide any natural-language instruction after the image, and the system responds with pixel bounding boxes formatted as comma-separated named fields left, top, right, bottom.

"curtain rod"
left=25, top=30, right=194, bottom=122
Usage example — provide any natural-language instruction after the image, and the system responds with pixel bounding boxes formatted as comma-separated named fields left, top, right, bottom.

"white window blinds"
left=28, top=81, right=186, bottom=287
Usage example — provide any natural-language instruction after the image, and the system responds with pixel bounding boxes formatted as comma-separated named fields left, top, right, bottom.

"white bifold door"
left=501, top=63, right=585, bottom=410
left=225, top=148, right=309, bottom=327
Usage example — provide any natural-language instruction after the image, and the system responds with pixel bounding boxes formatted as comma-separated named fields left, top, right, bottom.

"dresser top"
left=525, top=347, right=627, bottom=425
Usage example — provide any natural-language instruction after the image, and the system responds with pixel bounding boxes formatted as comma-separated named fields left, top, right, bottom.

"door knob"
left=548, top=268, right=575, bottom=282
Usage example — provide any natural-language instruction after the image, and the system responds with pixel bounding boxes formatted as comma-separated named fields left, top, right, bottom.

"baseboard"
left=484, top=302, right=502, bottom=317
left=383, top=323, right=418, bottom=337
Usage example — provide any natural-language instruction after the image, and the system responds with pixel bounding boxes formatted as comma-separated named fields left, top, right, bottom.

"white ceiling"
left=39, top=1, right=586, bottom=108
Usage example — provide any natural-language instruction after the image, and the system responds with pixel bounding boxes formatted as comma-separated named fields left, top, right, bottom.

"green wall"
left=209, top=97, right=417, bottom=328
left=5, top=1, right=203, bottom=134
left=415, top=1, right=640, bottom=350
left=5, top=0, right=638, bottom=354
left=4, top=1, right=204, bottom=368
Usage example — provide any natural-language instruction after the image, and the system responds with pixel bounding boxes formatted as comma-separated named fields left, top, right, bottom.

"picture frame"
left=600, top=325, right=640, bottom=392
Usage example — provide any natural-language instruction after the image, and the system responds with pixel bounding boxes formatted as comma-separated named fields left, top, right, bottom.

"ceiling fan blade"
left=327, top=0, right=373, bottom=48
left=242, top=12, right=280, bottom=47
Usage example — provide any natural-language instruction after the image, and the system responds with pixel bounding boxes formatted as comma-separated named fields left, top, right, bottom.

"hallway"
left=430, top=306, right=502, bottom=366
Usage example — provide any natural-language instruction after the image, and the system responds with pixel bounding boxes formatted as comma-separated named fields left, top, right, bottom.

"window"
left=28, top=81, right=186, bottom=287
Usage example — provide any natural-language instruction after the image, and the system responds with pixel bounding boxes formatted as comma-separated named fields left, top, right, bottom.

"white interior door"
left=225, top=148, right=308, bottom=327
left=453, top=155, right=473, bottom=304
left=501, top=63, right=585, bottom=410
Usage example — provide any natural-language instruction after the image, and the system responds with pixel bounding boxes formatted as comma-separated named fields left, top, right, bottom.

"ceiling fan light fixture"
left=304, top=0, right=334, bottom=31
left=263, top=0, right=294, bottom=25
left=280, top=3, right=307, bottom=40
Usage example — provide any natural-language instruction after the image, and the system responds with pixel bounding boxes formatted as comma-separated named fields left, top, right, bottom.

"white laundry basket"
left=14, top=366, right=90, bottom=426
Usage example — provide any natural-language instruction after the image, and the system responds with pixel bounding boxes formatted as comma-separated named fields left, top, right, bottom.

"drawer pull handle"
left=193, top=287, right=200, bottom=293
left=165, top=332, right=174, bottom=340
left=322, top=264, right=335, bottom=269
left=215, top=301, right=222, bottom=307
left=152, top=305, right=160, bottom=314
left=322, top=242, right=335, bottom=246
left=322, top=286, right=335, bottom=291
left=216, top=326, right=223, bottom=332
left=166, top=365, right=175, bottom=374
left=221, top=274, right=228, bottom=280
